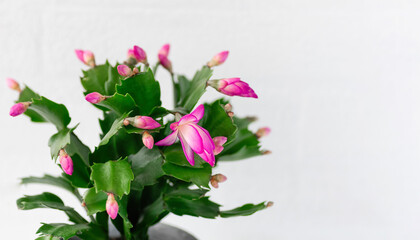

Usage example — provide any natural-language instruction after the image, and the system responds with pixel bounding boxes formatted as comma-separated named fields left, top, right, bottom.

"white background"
left=1, top=0, right=420, bottom=239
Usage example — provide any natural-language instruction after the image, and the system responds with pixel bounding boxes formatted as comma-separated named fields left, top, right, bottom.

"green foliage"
left=128, top=147, right=164, bottom=191
left=91, top=158, right=134, bottom=197
left=17, top=193, right=87, bottom=224
left=21, top=175, right=75, bottom=194
left=200, top=99, right=237, bottom=140
left=83, top=188, right=107, bottom=215
left=81, top=61, right=120, bottom=96
left=36, top=223, right=91, bottom=240
left=220, top=202, right=267, bottom=218
left=116, top=69, right=161, bottom=115
left=13, top=50, right=270, bottom=240
left=177, top=66, right=213, bottom=111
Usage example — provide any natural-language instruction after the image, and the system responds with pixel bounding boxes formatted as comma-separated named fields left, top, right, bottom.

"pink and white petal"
left=192, top=124, right=215, bottom=153
left=198, top=149, right=215, bottom=167
left=178, top=124, right=204, bottom=154
left=179, top=135, right=195, bottom=166
left=155, top=131, right=178, bottom=146
left=178, top=114, right=198, bottom=125
left=190, top=104, right=204, bottom=121
left=75, top=50, right=85, bottom=63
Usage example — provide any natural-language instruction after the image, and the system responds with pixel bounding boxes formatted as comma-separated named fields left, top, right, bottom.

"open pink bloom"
left=207, top=51, right=229, bottom=67
left=85, top=92, right=106, bottom=104
left=210, top=173, right=227, bottom=188
left=155, top=105, right=216, bottom=166
left=256, top=127, right=271, bottom=138
left=106, top=193, right=119, bottom=220
left=75, top=49, right=95, bottom=67
left=142, top=131, right=154, bottom=149
left=59, top=150, right=73, bottom=175
left=130, top=116, right=161, bottom=129
left=209, top=78, right=258, bottom=98
left=9, top=102, right=30, bottom=117
left=213, top=136, right=227, bottom=155
left=158, top=44, right=170, bottom=57
left=117, top=64, right=133, bottom=77
left=6, top=78, right=21, bottom=92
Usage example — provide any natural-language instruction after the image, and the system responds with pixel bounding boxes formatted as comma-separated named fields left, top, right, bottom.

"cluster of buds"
left=75, top=49, right=95, bottom=67
left=106, top=193, right=119, bottom=220
left=158, top=44, right=172, bottom=73
left=117, top=64, right=139, bottom=77
left=208, top=78, right=258, bottom=98
left=210, top=173, right=227, bottom=188
left=224, top=103, right=234, bottom=118
left=59, top=149, right=73, bottom=175
left=207, top=51, right=229, bottom=68
left=6, top=78, right=21, bottom=92
left=9, top=102, right=31, bottom=117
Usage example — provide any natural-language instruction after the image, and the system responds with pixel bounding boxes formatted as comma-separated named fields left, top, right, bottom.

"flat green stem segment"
left=91, top=158, right=134, bottom=197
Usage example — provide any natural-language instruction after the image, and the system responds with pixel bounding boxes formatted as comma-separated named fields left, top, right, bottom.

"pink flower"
left=117, top=64, right=133, bottom=77
left=155, top=105, right=216, bottom=166
left=75, top=49, right=95, bottom=67
left=59, top=149, right=73, bottom=175
left=256, top=127, right=271, bottom=138
left=133, top=45, right=147, bottom=63
left=142, top=131, right=154, bottom=149
left=213, top=136, right=227, bottom=155
left=208, top=78, right=258, bottom=98
left=9, top=102, right=30, bottom=117
left=85, top=92, right=106, bottom=104
left=158, top=44, right=172, bottom=72
left=6, top=78, right=21, bottom=92
left=106, top=193, right=119, bottom=220
left=207, top=51, right=229, bottom=67
left=125, top=116, right=161, bottom=129
left=210, top=173, right=227, bottom=188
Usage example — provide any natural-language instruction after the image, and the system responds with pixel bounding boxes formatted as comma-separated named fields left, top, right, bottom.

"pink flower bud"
left=6, top=78, right=21, bottom=92
left=262, top=150, right=272, bottom=155
left=127, top=49, right=135, bottom=59
left=224, top=103, right=232, bottom=112
left=117, top=64, right=133, bottom=77
left=132, top=116, right=161, bottom=129
left=85, top=92, right=106, bottom=104
left=134, top=116, right=161, bottom=129
left=208, top=78, right=258, bottom=98
left=158, top=44, right=170, bottom=57
left=207, top=51, right=229, bottom=68
left=132, top=45, right=147, bottom=63
left=75, top=49, right=95, bottom=67
left=142, top=131, right=154, bottom=149
left=256, top=127, right=271, bottom=138
left=9, top=102, right=30, bottom=117
left=106, top=193, right=119, bottom=220
left=158, top=44, right=172, bottom=73
left=213, top=136, right=227, bottom=155
left=266, top=201, right=274, bottom=208
left=59, top=149, right=73, bottom=175
left=210, top=173, right=227, bottom=188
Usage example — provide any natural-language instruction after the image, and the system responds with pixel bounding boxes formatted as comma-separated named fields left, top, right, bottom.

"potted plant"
left=8, top=44, right=272, bottom=240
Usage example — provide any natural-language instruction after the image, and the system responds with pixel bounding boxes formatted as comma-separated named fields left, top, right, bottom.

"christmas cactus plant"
left=8, top=44, right=272, bottom=240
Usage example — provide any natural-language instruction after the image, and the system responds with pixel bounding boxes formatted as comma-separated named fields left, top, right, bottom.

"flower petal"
left=155, top=131, right=178, bottom=146
left=179, top=135, right=195, bottom=166
left=178, top=124, right=204, bottom=154
left=191, top=124, right=215, bottom=153
left=190, top=104, right=204, bottom=121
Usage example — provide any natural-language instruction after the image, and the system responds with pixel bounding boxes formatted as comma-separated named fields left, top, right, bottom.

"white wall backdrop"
left=2, top=0, right=420, bottom=239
